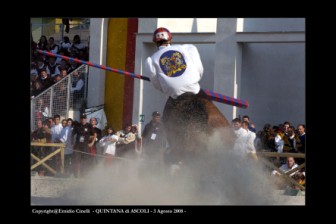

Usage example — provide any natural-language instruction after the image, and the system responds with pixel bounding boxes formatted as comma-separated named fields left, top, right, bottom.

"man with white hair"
left=272, top=156, right=299, bottom=177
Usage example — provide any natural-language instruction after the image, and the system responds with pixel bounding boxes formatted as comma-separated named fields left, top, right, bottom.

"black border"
left=18, top=15, right=320, bottom=217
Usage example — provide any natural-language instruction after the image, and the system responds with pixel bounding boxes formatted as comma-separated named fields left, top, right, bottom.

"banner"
left=85, top=109, right=107, bottom=130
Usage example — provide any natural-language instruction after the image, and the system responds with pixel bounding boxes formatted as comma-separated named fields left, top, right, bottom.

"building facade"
left=87, top=18, right=305, bottom=132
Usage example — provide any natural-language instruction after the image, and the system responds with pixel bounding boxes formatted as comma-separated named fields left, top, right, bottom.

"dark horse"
left=162, top=91, right=236, bottom=165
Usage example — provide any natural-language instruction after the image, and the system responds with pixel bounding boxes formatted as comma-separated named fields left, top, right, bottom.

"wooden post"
left=275, top=154, right=280, bottom=167
left=60, top=147, right=64, bottom=173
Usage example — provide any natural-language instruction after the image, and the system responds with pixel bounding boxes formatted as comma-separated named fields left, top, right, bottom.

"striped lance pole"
left=38, top=50, right=248, bottom=108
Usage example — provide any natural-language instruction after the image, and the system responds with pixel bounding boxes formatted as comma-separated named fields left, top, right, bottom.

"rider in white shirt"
left=144, top=27, right=203, bottom=99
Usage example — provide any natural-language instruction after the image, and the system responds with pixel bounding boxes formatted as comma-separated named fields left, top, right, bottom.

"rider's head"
left=153, top=27, right=172, bottom=47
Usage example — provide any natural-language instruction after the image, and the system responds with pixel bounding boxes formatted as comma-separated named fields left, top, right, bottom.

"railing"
left=31, top=65, right=89, bottom=131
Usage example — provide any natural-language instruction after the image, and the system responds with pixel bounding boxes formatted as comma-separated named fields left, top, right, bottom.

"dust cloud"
left=54, top=129, right=283, bottom=205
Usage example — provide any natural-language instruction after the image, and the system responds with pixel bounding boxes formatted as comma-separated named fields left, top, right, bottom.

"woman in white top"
left=99, top=126, right=119, bottom=165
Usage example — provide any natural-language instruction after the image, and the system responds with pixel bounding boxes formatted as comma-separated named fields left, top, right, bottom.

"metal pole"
left=50, top=88, right=53, bottom=117
left=66, top=76, right=71, bottom=118
left=61, top=24, right=64, bottom=43
left=31, top=99, right=35, bottom=131
left=84, top=65, right=88, bottom=106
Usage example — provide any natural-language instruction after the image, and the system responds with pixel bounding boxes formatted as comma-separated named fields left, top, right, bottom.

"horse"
left=162, top=91, right=236, bottom=165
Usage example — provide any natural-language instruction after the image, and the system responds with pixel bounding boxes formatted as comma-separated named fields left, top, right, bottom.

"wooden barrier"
left=31, top=142, right=65, bottom=175
left=257, top=151, right=306, bottom=191
left=259, top=151, right=305, bottom=158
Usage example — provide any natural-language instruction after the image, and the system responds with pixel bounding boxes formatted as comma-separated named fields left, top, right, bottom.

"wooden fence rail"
left=31, top=142, right=65, bottom=175
left=258, top=151, right=305, bottom=158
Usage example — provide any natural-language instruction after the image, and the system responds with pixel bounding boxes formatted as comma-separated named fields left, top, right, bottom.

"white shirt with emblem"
left=144, top=44, right=204, bottom=99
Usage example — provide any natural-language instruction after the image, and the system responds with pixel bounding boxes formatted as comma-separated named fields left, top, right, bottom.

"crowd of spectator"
left=254, top=121, right=306, bottom=155
left=31, top=113, right=141, bottom=178
left=230, top=117, right=306, bottom=190
left=31, top=34, right=89, bottom=98
left=31, top=110, right=306, bottom=190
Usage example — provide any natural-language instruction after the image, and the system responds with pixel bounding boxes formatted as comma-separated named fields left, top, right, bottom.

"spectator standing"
left=31, top=80, right=44, bottom=98
left=231, top=118, right=257, bottom=160
left=35, top=98, right=49, bottom=121
left=99, top=126, right=119, bottom=165
left=58, top=59, right=70, bottom=76
left=142, top=111, right=166, bottom=160
left=71, top=70, right=85, bottom=109
left=88, top=117, right=102, bottom=165
left=49, top=114, right=63, bottom=172
left=274, top=126, right=285, bottom=153
left=115, top=123, right=136, bottom=158
left=68, top=60, right=79, bottom=73
left=38, top=69, right=53, bottom=90
left=47, top=37, right=59, bottom=55
left=36, top=56, right=47, bottom=75
left=131, top=124, right=142, bottom=154
left=31, top=120, right=44, bottom=142
left=71, top=35, right=86, bottom=54
left=59, top=118, right=74, bottom=176
left=242, top=115, right=256, bottom=133
left=55, top=49, right=68, bottom=65
left=61, top=119, right=67, bottom=128
left=37, top=35, right=48, bottom=51
left=296, top=124, right=306, bottom=153
left=260, top=123, right=276, bottom=151
left=71, top=114, right=95, bottom=177
left=283, top=126, right=298, bottom=152
left=241, top=121, right=258, bottom=160
left=59, top=68, right=68, bottom=79
left=51, top=114, right=63, bottom=143
left=283, top=121, right=291, bottom=136
left=46, top=56, right=60, bottom=78
left=48, top=117, right=54, bottom=127
left=296, top=124, right=306, bottom=165
left=60, top=36, right=72, bottom=53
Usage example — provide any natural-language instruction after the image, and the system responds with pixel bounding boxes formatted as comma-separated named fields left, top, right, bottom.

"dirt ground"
left=31, top=175, right=305, bottom=206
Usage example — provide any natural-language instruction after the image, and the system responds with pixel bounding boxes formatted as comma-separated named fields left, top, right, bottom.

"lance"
left=38, top=50, right=249, bottom=108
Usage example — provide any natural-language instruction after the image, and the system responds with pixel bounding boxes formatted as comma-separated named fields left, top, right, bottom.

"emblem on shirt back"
left=159, top=50, right=187, bottom=77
